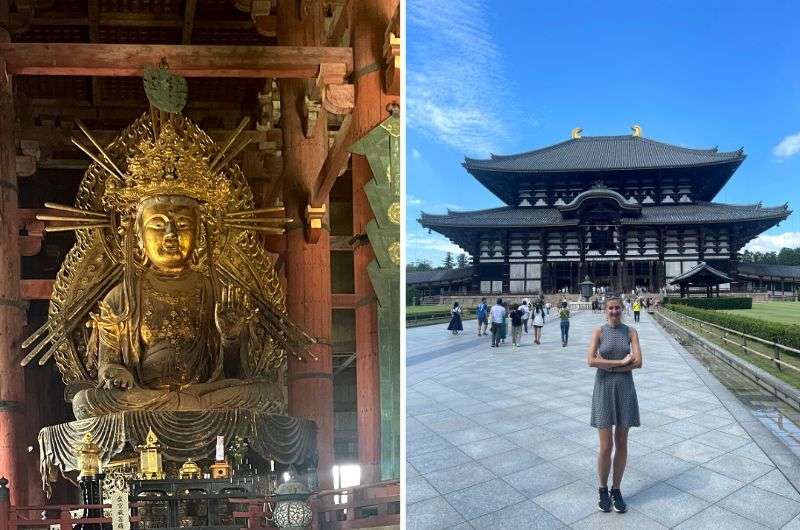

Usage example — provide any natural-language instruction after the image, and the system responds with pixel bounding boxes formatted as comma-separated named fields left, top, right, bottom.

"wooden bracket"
left=383, top=5, right=401, bottom=96
left=304, top=64, right=353, bottom=138
left=305, top=204, right=326, bottom=243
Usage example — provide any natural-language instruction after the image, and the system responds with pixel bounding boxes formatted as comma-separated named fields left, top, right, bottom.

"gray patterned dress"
left=590, top=323, right=640, bottom=428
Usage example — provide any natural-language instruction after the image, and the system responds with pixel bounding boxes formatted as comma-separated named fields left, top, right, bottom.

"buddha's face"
left=137, top=196, right=199, bottom=273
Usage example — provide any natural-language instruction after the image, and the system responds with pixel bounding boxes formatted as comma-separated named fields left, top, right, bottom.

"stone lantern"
left=579, top=276, right=595, bottom=302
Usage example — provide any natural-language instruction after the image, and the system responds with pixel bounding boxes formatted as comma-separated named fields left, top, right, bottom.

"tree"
left=406, top=260, right=433, bottom=272
left=456, top=253, right=469, bottom=269
left=443, top=252, right=454, bottom=269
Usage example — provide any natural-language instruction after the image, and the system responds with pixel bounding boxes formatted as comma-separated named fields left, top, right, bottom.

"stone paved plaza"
left=406, top=310, right=800, bottom=529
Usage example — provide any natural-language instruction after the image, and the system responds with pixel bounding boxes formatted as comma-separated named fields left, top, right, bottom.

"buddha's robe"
left=72, top=269, right=282, bottom=419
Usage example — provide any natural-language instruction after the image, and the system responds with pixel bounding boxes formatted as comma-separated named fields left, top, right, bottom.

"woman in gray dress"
left=586, top=296, right=642, bottom=514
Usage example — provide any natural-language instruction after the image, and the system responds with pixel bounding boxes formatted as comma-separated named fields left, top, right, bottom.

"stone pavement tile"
left=607, top=467, right=663, bottom=497
left=426, top=416, right=483, bottom=435
left=677, top=398, right=722, bottom=413
left=654, top=405, right=702, bottom=420
left=478, top=447, right=545, bottom=477
left=691, top=429, right=751, bottom=452
left=408, top=433, right=453, bottom=458
left=719, top=484, right=800, bottom=528
left=638, top=411, right=679, bottom=428
left=540, top=417, right=589, bottom=436
left=667, top=466, right=746, bottom=502
left=406, top=496, right=465, bottom=530
left=705, top=406, right=737, bottom=420
left=448, top=402, right=495, bottom=417
left=550, top=447, right=602, bottom=483
left=558, top=404, right=589, bottom=418
left=628, top=450, right=695, bottom=481
left=686, top=412, right=734, bottom=429
left=408, top=462, right=420, bottom=478
left=529, top=435, right=587, bottom=461
left=408, top=399, right=452, bottom=417
left=716, top=421, right=749, bottom=438
left=407, top=475, right=440, bottom=505
left=702, top=453, right=775, bottom=483
left=467, top=499, right=564, bottom=529
left=483, top=415, right=541, bottom=435
left=503, top=461, right=577, bottom=498
left=571, top=508, right=667, bottom=529
left=484, top=397, right=526, bottom=409
left=527, top=411, right=575, bottom=427
left=733, top=442, right=776, bottom=466
left=658, top=418, right=714, bottom=438
left=783, top=513, right=800, bottom=529
left=424, top=462, right=496, bottom=495
left=627, top=482, right=710, bottom=527
left=466, top=409, right=519, bottom=426
left=444, top=478, right=527, bottom=521
left=631, top=427, right=685, bottom=450
left=503, top=426, right=560, bottom=448
left=457, top=435, right=519, bottom=460
left=674, top=504, right=770, bottom=530
left=753, top=469, right=800, bottom=502
left=532, top=479, right=601, bottom=524
left=662, top=439, right=728, bottom=464
left=445, top=524, right=472, bottom=530
left=568, top=428, right=602, bottom=449
left=408, top=446, right=471, bottom=475
left=440, top=425, right=496, bottom=446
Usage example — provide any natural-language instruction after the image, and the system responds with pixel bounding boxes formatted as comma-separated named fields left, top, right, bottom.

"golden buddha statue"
left=23, top=112, right=314, bottom=421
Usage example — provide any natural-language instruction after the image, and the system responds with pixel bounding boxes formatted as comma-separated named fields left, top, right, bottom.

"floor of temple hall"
left=406, top=310, right=800, bottom=529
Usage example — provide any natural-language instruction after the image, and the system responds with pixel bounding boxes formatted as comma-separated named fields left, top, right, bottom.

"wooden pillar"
left=350, top=0, right=397, bottom=484
left=277, top=0, right=334, bottom=490
left=0, top=36, right=27, bottom=505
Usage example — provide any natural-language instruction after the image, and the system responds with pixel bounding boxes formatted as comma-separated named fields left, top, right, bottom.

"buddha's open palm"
left=214, top=285, right=258, bottom=340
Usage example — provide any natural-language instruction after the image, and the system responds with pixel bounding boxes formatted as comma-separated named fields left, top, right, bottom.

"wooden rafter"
left=0, top=43, right=352, bottom=80
left=314, top=114, right=352, bottom=204
left=182, top=0, right=198, bottom=45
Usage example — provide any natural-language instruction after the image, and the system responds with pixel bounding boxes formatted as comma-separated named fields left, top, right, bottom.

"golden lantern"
left=137, top=429, right=165, bottom=480
left=178, top=458, right=201, bottom=480
left=77, top=432, right=102, bottom=478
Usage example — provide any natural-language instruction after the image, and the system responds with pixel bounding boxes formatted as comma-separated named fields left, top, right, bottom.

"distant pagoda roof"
left=670, top=262, right=733, bottom=286
left=464, top=135, right=745, bottom=173
left=419, top=202, right=789, bottom=229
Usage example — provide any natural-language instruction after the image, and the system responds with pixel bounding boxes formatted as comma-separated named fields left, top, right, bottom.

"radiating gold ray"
left=210, top=116, right=251, bottom=169
left=211, top=136, right=253, bottom=174
left=220, top=218, right=293, bottom=225
left=70, top=138, right=124, bottom=183
left=223, top=222, right=284, bottom=234
left=44, top=223, right=112, bottom=233
left=75, top=118, right=125, bottom=178
left=36, top=215, right=111, bottom=222
left=44, top=202, right=108, bottom=219
left=224, top=207, right=286, bottom=218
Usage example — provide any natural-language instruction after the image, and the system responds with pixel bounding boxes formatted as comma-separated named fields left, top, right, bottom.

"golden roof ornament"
left=632, top=124, right=642, bottom=137
left=571, top=127, right=583, bottom=139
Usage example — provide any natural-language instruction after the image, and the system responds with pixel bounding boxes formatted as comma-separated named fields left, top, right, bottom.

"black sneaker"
left=597, top=487, right=611, bottom=512
left=610, top=488, right=627, bottom=513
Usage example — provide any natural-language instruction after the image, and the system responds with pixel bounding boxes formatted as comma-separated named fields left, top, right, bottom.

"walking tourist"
left=587, top=296, right=642, bottom=514
left=531, top=303, right=545, bottom=344
left=490, top=298, right=506, bottom=348
left=632, top=298, right=641, bottom=323
left=559, top=302, right=570, bottom=347
left=447, top=302, right=463, bottom=335
left=545, top=301, right=552, bottom=316
left=624, top=298, right=632, bottom=316
left=510, top=303, right=523, bottom=346
left=520, top=299, right=530, bottom=333
left=499, top=302, right=509, bottom=344
left=476, top=297, right=488, bottom=336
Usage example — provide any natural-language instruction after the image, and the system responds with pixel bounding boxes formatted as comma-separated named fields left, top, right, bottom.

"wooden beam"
left=20, top=279, right=53, bottom=300
left=313, top=114, right=352, bottom=204
left=181, top=0, right=198, bottom=45
left=0, top=43, right=352, bottom=80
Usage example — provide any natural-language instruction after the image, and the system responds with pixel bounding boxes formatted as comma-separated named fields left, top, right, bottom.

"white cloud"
left=411, top=148, right=422, bottom=159
left=407, top=0, right=516, bottom=156
left=407, top=195, right=423, bottom=206
left=773, top=132, right=800, bottom=158
left=743, top=232, right=800, bottom=253
left=406, top=232, right=467, bottom=264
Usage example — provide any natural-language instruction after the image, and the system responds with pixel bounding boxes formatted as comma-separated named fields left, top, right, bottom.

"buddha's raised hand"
left=214, top=285, right=258, bottom=341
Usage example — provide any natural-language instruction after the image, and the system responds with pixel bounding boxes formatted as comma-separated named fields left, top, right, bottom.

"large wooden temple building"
left=420, top=127, right=790, bottom=295
left=0, top=0, right=400, bottom=523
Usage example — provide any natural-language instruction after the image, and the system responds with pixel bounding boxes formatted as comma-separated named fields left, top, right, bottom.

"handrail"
left=658, top=307, right=800, bottom=375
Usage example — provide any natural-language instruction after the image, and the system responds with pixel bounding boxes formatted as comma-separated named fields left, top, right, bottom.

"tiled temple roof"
left=406, top=268, right=473, bottom=285
left=670, top=262, right=733, bottom=285
left=419, top=202, right=789, bottom=228
left=464, top=135, right=745, bottom=172
left=737, top=262, right=800, bottom=279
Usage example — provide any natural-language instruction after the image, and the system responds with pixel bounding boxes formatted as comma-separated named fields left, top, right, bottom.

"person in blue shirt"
left=476, top=297, right=488, bottom=336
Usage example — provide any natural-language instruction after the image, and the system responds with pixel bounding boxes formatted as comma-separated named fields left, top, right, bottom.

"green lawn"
left=723, top=301, right=800, bottom=326
left=406, top=304, right=452, bottom=315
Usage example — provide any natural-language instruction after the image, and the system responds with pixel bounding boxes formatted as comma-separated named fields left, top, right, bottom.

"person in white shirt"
left=490, top=298, right=506, bottom=348
left=520, top=300, right=530, bottom=333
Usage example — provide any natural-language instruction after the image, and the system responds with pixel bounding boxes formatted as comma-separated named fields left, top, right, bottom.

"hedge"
left=662, top=297, right=752, bottom=310
left=664, top=303, right=800, bottom=351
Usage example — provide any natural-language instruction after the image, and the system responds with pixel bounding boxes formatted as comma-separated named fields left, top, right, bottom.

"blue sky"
left=406, top=0, right=800, bottom=266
